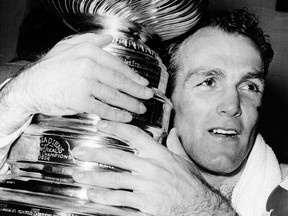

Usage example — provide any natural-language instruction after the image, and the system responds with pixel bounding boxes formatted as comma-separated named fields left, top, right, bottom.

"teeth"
left=212, top=129, right=237, bottom=135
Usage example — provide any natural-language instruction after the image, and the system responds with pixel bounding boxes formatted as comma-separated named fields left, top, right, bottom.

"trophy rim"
left=41, top=0, right=208, bottom=41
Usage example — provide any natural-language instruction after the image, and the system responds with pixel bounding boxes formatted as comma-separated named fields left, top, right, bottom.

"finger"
left=93, top=48, right=150, bottom=87
left=83, top=98, right=132, bottom=122
left=95, top=120, right=163, bottom=158
left=45, top=34, right=113, bottom=58
left=45, top=33, right=150, bottom=88
left=64, top=34, right=150, bottom=87
left=166, top=128, right=189, bottom=158
left=87, top=188, right=143, bottom=211
left=92, top=81, right=147, bottom=114
left=92, top=63, right=153, bottom=100
left=96, top=53, right=150, bottom=87
left=72, top=169, right=144, bottom=191
left=61, top=33, right=113, bottom=47
left=72, top=147, right=148, bottom=173
left=63, top=45, right=152, bottom=99
left=83, top=47, right=151, bottom=89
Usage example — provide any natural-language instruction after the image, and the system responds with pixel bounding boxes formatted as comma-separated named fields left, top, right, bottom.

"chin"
left=199, top=158, right=244, bottom=176
left=203, top=167, right=238, bottom=176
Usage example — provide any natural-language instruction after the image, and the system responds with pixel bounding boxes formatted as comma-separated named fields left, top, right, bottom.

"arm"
left=0, top=59, right=32, bottom=135
left=0, top=60, right=31, bottom=85
left=0, top=63, right=32, bottom=172
left=0, top=33, right=153, bottom=137
left=72, top=121, right=239, bottom=216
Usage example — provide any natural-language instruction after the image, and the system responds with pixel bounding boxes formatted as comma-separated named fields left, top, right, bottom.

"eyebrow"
left=185, top=67, right=265, bottom=84
left=186, top=68, right=224, bottom=81
left=241, top=71, right=266, bottom=83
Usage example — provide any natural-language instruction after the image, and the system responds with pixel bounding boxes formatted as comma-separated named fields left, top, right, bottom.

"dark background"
left=1, top=0, right=288, bottom=163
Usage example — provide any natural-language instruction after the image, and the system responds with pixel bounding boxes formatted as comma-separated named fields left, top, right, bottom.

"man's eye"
left=242, top=83, right=261, bottom=93
left=199, top=78, right=216, bottom=87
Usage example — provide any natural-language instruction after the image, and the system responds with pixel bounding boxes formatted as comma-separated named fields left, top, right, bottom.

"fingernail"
left=139, top=76, right=149, bottom=86
left=174, top=128, right=179, bottom=136
left=96, top=120, right=108, bottom=129
left=170, top=128, right=177, bottom=135
left=145, top=87, right=154, bottom=98
left=73, top=171, right=85, bottom=181
left=139, top=103, right=147, bottom=113
left=123, top=112, right=133, bottom=122
left=72, top=147, right=85, bottom=158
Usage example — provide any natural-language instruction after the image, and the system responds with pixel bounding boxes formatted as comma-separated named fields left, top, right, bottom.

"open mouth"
left=209, top=128, right=238, bottom=137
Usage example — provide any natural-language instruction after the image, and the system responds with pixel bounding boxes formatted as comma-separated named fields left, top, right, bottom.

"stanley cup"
left=0, top=0, right=207, bottom=215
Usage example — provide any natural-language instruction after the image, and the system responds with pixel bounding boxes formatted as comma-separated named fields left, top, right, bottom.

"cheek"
left=172, top=89, right=213, bottom=118
left=172, top=92, right=211, bottom=138
left=241, top=99, right=262, bottom=130
left=173, top=93, right=196, bottom=123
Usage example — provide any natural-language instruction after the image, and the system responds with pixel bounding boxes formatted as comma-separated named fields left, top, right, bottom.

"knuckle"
left=98, top=105, right=123, bottom=122
left=111, top=173, right=122, bottom=184
left=98, top=106, right=110, bottom=118
left=87, top=189, right=101, bottom=202
left=77, top=57, right=94, bottom=71
left=113, top=70, right=127, bottom=84
left=127, top=98, right=139, bottom=110
left=113, top=110, right=127, bottom=122
left=126, top=82, right=147, bottom=98
left=90, top=100, right=109, bottom=117
left=107, top=90, right=121, bottom=102
left=122, top=101, right=141, bottom=115
left=133, top=85, right=146, bottom=96
left=77, top=42, right=94, bottom=54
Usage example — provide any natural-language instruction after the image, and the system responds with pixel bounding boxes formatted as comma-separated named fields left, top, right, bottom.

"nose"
left=216, top=89, right=242, bottom=118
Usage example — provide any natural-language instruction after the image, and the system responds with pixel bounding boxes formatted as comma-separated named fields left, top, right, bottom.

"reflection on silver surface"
left=0, top=0, right=206, bottom=215
left=42, top=0, right=207, bottom=41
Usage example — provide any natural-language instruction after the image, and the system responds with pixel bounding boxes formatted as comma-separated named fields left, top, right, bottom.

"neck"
left=200, top=165, right=245, bottom=199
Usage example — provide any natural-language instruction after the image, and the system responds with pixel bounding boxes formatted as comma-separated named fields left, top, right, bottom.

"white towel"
left=231, top=134, right=282, bottom=216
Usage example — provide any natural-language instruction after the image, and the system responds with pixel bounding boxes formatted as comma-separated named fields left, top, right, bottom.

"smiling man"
left=71, top=9, right=288, bottom=216
left=171, top=26, right=264, bottom=176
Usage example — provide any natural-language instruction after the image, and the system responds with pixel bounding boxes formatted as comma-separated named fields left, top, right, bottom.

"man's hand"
left=72, top=121, right=238, bottom=216
left=0, top=33, right=153, bottom=135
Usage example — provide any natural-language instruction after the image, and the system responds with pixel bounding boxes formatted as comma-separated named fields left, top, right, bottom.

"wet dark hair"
left=164, top=8, right=274, bottom=96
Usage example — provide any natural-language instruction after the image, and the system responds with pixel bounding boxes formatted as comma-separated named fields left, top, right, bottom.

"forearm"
left=0, top=60, right=30, bottom=85
left=0, top=107, right=33, bottom=171
left=0, top=62, right=34, bottom=136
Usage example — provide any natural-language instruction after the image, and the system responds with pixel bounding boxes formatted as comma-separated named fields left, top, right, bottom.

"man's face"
left=171, top=27, right=265, bottom=175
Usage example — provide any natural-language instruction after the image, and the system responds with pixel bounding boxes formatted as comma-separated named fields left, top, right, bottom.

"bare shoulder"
left=280, top=163, right=288, bottom=179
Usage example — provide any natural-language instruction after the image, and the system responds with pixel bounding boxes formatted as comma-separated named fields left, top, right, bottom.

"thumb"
left=166, top=128, right=189, bottom=158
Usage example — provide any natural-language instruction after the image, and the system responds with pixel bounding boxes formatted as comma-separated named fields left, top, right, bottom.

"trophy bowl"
left=41, top=0, right=207, bottom=41
left=0, top=0, right=207, bottom=215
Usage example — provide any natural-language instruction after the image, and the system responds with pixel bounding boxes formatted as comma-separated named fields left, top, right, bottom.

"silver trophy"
left=0, top=0, right=206, bottom=215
